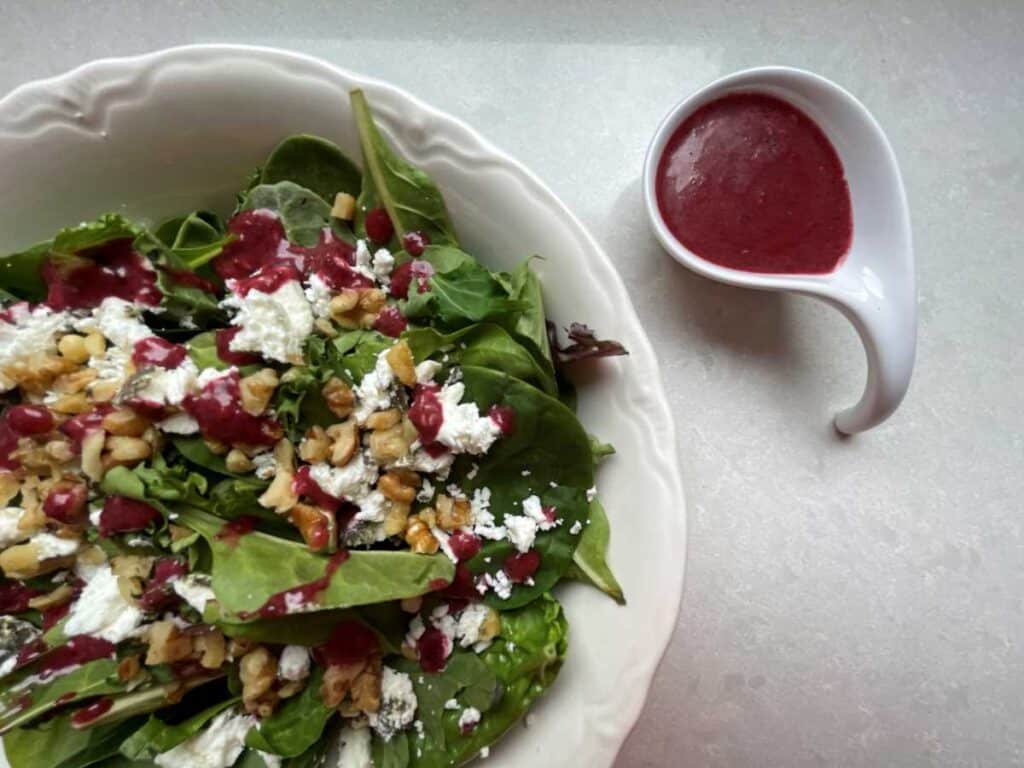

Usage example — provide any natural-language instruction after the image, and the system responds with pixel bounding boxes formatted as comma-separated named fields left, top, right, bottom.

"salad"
left=0, top=90, right=626, bottom=768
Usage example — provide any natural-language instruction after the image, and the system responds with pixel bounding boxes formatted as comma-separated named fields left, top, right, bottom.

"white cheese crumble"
left=414, top=359, right=442, bottom=385
left=0, top=304, right=69, bottom=372
left=353, top=351, right=396, bottom=423
left=0, top=507, right=26, bottom=549
left=435, top=382, right=501, bottom=455
left=352, top=490, right=388, bottom=524
left=252, top=451, right=277, bottom=480
left=458, top=707, right=481, bottom=732
left=278, top=645, right=311, bottom=682
left=586, top=486, right=597, bottom=502
left=31, top=532, right=81, bottom=560
left=335, top=724, right=373, bottom=768
left=477, top=570, right=513, bottom=600
left=353, top=240, right=375, bottom=282
left=88, top=344, right=131, bottom=385
left=221, top=280, right=313, bottom=364
left=75, top=297, right=152, bottom=349
left=133, top=358, right=199, bottom=406
left=480, top=746, right=490, bottom=758
left=369, top=666, right=418, bottom=741
left=570, top=520, right=583, bottom=535
left=504, top=515, right=537, bottom=553
left=521, top=494, right=558, bottom=531
left=303, top=273, right=334, bottom=319
left=172, top=574, right=216, bottom=614
left=197, top=367, right=232, bottom=388
left=392, top=448, right=454, bottom=479
left=471, top=488, right=506, bottom=541
left=154, top=709, right=254, bottom=768
left=455, top=603, right=493, bottom=651
left=308, top=454, right=378, bottom=500
left=64, top=564, right=143, bottom=643
left=416, top=478, right=434, bottom=503
left=444, top=698, right=460, bottom=711
left=157, top=412, right=200, bottom=435
left=373, top=248, right=395, bottom=284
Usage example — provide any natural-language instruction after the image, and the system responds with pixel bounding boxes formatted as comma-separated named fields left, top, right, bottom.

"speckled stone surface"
left=2, top=2, right=1022, bottom=765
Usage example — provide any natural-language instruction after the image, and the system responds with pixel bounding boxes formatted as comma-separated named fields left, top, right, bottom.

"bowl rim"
left=0, top=43, right=688, bottom=765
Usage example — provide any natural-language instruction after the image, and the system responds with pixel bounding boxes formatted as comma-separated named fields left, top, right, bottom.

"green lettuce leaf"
left=2, top=714, right=144, bottom=768
left=569, top=498, right=624, bottom=605
left=0, top=658, right=125, bottom=733
left=350, top=90, right=458, bottom=248
left=403, top=323, right=557, bottom=396
left=261, top=135, right=362, bottom=204
left=245, top=667, right=333, bottom=757
left=177, top=508, right=454, bottom=619
left=457, top=367, right=592, bottom=608
left=241, top=182, right=332, bottom=248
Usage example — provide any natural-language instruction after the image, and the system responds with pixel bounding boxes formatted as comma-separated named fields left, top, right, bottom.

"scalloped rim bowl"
left=0, top=45, right=686, bottom=767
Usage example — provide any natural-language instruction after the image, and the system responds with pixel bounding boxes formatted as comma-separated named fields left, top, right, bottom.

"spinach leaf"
left=350, top=89, right=458, bottom=247
left=119, top=697, right=238, bottom=760
left=0, top=214, right=140, bottom=302
left=588, top=434, right=616, bottom=466
left=177, top=508, right=454, bottom=619
left=307, top=329, right=392, bottom=383
left=569, top=498, right=625, bottom=604
left=0, top=241, right=50, bottom=302
left=403, top=323, right=557, bottom=397
left=217, top=609, right=354, bottom=646
left=284, top=738, right=333, bottom=768
left=372, top=732, right=410, bottom=768
left=456, top=367, right=592, bottom=608
left=261, top=135, right=362, bottom=204
left=495, top=257, right=554, bottom=370
left=0, top=658, right=124, bottom=733
left=400, top=247, right=524, bottom=329
left=51, top=214, right=140, bottom=257
left=241, top=182, right=331, bottom=248
left=171, top=436, right=242, bottom=478
left=2, top=715, right=143, bottom=768
left=389, top=595, right=568, bottom=767
left=245, top=667, right=333, bottom=757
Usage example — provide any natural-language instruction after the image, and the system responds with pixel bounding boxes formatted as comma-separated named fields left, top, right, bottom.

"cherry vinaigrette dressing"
left=655, top=92, right=853, bottom=275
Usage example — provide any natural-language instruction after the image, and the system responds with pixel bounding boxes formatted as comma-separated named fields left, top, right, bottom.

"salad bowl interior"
left=0, top=45, right=685, bottom=767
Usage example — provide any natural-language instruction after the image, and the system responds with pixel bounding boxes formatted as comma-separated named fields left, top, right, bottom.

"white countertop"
left=3, top=2, right=1022, bottom=765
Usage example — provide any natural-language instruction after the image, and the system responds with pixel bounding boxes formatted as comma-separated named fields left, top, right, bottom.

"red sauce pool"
left=504, top=550, right=541, bottom=583
left=373, top=306, right=407, bottom=338
left=215, top=327, right=262, bottom=366
left=215, top=515, right=258, bottom=544
left=183, top=369, right=282, bottom=446
left=0, top=582, right=40, bottom=614
left=43, top=239, right=161, bottom=309
left=99, top=496, right=161, bottom=537
left=318, top=618, right=379, bottom=666
left=138, top=558, right=188, bottom=610
left=389, top=260, right=433, bottom=300
left=35, top=636, right=116, bottom=678
left=293, top=465, right=343, bottom=513
left=132, top=337, right=188, bottom=369
left=488, top=405, right=516, bottom=435
left=416, top=627, right=451, bottom=673
left=408, top=384, right=443, bottom=444
left=59, top=405, right=114, bottom=453
left=655, top=92, right=853, bottom=275
left=70, top=697, right=113, bottom=727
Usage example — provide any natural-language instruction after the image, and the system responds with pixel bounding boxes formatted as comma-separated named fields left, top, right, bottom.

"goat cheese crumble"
left=278, top=645, right=311, bottom=682
left=370, top=666, right=418, bottom=741
left=154, top=709, right=254, bottom=768
left=64, top=564, right=143, bottom=643
left=221, top=280, right=313, bottom=364
left=435, top=382, right=501, bottom=455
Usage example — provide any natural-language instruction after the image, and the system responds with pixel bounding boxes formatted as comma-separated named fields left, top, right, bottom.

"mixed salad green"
left=0, top=90, right=626, bottom=767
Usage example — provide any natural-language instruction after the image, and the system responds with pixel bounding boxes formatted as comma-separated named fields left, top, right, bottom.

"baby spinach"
left=2, top=714, right=144, bottom=768
left=456, top=367, right=591, bottom=608
left=382, top=595, right=568, bottom=767
left=177, top=508, right=454, bottom=619
left=350, top=89, right=458, bottom=247
left=241, top=182, right=332, bottom=248
left=495, top=258, right=554, bottom=371
left=589, top=434, right=616, bottom=465
left=0, top=214, right=139, bottom=302
left=570, top=498, right=625, bottom=605
left=246, top=667, right=333, bottom=757
left=261, top=135, right=362, bottom=204
left=0, top=240, right=50, bottom=302
left=171, top=437, right=243, bottom=478
left=119, top=697, right=238, bottom=761
left=217, top=609, right=353, bottom=646
left=0, top=658, right=124, bottom=733
left=399, top=246, right=524, bottom=330
left=403, top=323, right=557, bottom=396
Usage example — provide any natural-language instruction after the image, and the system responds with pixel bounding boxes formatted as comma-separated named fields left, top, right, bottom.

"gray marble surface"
left=2, top=2, right=1022, bottom=765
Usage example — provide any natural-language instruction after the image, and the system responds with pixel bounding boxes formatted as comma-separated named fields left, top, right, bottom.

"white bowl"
left=644, top=67, right=916, bottom=434
left=0, top=45, right=686, bottom=767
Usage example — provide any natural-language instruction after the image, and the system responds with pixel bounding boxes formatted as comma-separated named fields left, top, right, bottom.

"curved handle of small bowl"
left=822, top=275, right=917, bottom=434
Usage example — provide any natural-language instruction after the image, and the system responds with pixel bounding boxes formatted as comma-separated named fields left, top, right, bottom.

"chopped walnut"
left=239, top=369, right=279, bottom=416
left=102, top=408, right=150, bottom=438
left=404, top=513, right=439, bottom=554
left=145, top=621, right=194, bottom=665
left=385, top=342, right=416, bottom=387
left=436, top=495, right=472, bottom=530
left=299, top=426, right=331, bottom=463
left=328, top=421, right=358, bottom=467
left=322, top=378, right=355, bottom=419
